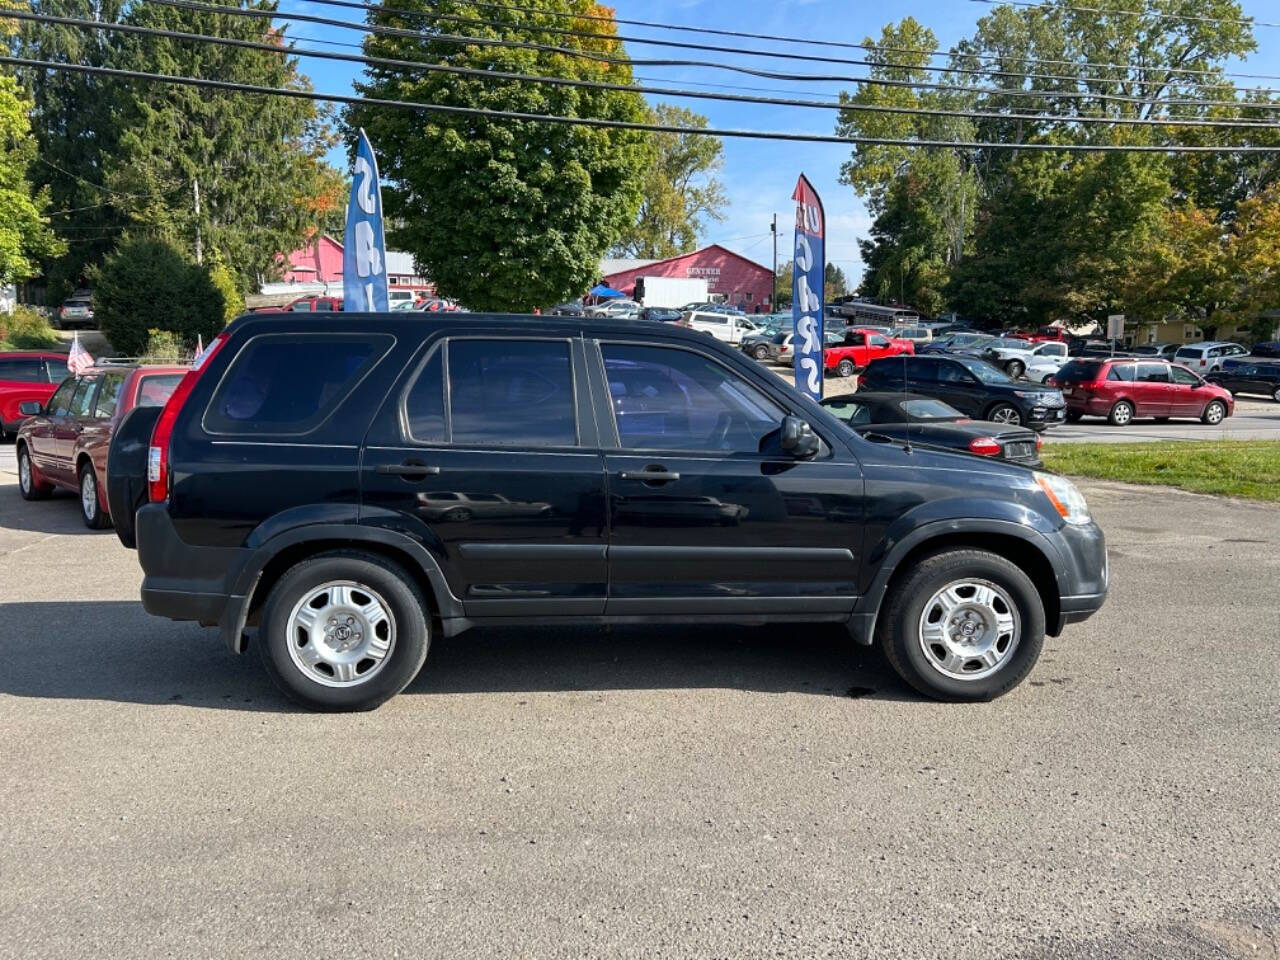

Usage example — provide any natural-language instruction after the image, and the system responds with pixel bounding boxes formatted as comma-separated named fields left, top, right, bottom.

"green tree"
left=774, top=259, right=793, bottom=310
left=614, top=104, right=725, bottom=259
left=92, top=237, right=224, bottom=355
left=348, top=0, right=650, bottom=311
left=824, top=262, right=848, bottom=301
left=0, top=75, right=64, bottom=286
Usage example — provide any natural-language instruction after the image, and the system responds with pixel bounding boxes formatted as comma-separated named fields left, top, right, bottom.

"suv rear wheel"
left=879, top=549, right=1046, bottom=701
left=1005, top=359, right=1025, bottom=378
left=257, top=551, right=430, bottom=711
left=1107, top=400, right=1134, bottom=426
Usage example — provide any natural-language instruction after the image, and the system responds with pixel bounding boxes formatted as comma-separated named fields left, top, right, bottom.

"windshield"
left=957, top=357, right=1014, bottom=384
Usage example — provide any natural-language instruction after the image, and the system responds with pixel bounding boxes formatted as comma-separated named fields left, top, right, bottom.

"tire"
left=1006, top=359, right=1025, bottom=378
left=1201, top=399, right=1226, bottom=425
left=878, top=548, right=1046, bottom=702
left=256, top=551, right=430, bottom=712
left=79, top=462, right=110, bottom=529
left=753, top=344, right=769, bottom=361
left=1107, top=400, right=1134, bottom=426
left=836, top=359, right=855, bottom=378
left=17, top=444, right=50, bottom=500
left=985, top=402, right=1022, bottom=426
left=1040, top=372, right=1055, bottom=384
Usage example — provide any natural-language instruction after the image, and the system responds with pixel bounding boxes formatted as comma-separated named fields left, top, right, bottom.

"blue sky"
left=276, top=0, right=1280, bottom=285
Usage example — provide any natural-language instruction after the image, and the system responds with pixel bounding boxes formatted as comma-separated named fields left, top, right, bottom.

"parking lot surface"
left=0, top=452, right=1276, bottom=959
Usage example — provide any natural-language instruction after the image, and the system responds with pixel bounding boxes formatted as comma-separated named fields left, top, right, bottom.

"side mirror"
left=780, top=415, right=820, bottom=459
left=18, top=400, right=43, bottom=416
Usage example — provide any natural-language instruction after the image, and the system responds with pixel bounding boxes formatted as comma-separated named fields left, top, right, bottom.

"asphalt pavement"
left=0, top=446, right=1276, bottom=959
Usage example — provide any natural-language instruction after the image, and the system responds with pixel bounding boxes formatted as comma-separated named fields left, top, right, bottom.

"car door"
left=54, top=375, right=100, bottom=479
left=360, top=334, right=609, bottom=617
left=28, top=377, right=76, bottom=468
left=1167, top=364, right=1210, bottom=415
left=932, top=359, right=986, bottom=415
left=590, top=339, right=862, bottom=615
left=1132, top=362, right=1172, bottom=416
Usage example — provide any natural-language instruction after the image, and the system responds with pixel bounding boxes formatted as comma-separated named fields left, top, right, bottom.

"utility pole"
left=193, top=177, right=203, bottom=266
left=770, top=213, right=777, bottom=309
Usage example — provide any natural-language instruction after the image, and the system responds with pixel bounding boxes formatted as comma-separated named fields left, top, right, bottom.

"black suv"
left=107, top=313, right=1107, bottom=711
left=859, top=355, right=1067, bottom=430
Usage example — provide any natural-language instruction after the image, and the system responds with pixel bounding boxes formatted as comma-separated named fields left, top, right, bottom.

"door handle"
left=376, top=461, right=441, bottom=477
left=619, top=469, right=680, bottom=483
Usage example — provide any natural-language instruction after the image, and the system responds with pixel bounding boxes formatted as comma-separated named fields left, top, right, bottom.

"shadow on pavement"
left=0, top=601, right=911, bottom=710
left=0, top=488, right=109, bottom=537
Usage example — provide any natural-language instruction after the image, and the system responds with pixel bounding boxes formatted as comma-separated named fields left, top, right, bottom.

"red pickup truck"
left=0, top=351, right=71, bottom=438
left=825, top=328, right=915, bottom=377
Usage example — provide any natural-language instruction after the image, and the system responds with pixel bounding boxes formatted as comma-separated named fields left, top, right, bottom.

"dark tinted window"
left=1056, top=360, right=1103, bottom=382
left=404, top=347, right=445, bottom=442
left=936, top=361, right=975, bottom=384
left=448, top=340, right=576, bottom=447
left=47, top=379, right=76, bottom=416
left=136, top=373, right=183, bottom=408
left=1107, top=364, right=1136, bottom=382
left=0, top=358, right=44, bottom=382
left=95, top=373, right=125, bottom=417
left=601, top=344, right=785, bottom=453
left=69, top=378, right=97, bottom=416
left=44, top=358, right=71, bottom=382
left=1136, top=362, right=1170, bottom=383
left=206, top=333, right=391, bottom=435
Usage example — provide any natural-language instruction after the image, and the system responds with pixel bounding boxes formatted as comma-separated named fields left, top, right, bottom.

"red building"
left=600, top=245, right=775, bottom=311
left=278, top=234, right=434, bottom=301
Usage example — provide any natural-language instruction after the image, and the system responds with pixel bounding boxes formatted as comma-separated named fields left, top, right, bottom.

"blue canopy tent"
left=589, top=284, right=625, bottom=300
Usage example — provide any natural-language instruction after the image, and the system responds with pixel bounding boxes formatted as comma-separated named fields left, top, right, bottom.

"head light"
left=1034, top=472, right=1091, bottom=525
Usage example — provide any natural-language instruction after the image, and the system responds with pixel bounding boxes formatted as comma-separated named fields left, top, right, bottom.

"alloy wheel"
left=990, top=406, right=1021, bottom=425
left=81, top=470, right=97, bottom=521
left=19, top=450, right=32, bottom=494
left=286, top=581, right=397, bottom=687
left=917, top=578, right=1021, bottom=681
left=1205, top=402, right=1225, bottom=424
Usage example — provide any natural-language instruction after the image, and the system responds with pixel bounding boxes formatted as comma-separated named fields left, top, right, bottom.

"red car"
left=0, top=351, right=71, bottom=439
left=1007, top=327, right=1068, bottom=344
left=824, top=327, right=915, bottom=378
left=254, top=295, right=343, bottom=314
left=16, top=363, right=187, bottom=527
left=1051, top=357, right=1233, bottom=426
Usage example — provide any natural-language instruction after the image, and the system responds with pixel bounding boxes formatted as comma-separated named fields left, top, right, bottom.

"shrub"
left=1, top=306, right=60, bottom=349
left=208, top=259, right=245, bottom=326
left=92, top=237, right=225, bottom=356
left=140, top=328, right=185, bottom=363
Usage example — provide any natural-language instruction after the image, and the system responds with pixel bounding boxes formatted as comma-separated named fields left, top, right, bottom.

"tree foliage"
left=348, top=0, right=650, bottom=311
left=18, top=0, right=343, bottom=298
left=92, top=237, right=225, bottom=356
left=613, top=104, right=726, bottom=259
left=0, top=75, right=63, bottom=286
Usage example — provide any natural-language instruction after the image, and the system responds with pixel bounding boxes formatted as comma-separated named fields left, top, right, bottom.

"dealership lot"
left=0, top=454, right=1276, bottom=958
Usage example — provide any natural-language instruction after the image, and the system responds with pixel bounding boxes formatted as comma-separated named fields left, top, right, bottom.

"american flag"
left=67, top=332, right=94, bottom=375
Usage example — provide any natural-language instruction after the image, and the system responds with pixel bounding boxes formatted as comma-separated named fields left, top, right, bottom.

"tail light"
left=968, top=437, right=1002, bottom=457
left=148, top=332, right=230, bottom=502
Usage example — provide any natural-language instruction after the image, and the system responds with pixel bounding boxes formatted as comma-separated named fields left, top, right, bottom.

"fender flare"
left=848, top=517, right=1066, bottom=646
left=220, top=523, right=463, bottom=654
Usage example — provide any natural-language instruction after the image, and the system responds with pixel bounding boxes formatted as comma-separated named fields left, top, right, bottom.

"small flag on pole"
left=195, top=334, right=204, bottom=360
left=67, top=332, right=94, bottom=375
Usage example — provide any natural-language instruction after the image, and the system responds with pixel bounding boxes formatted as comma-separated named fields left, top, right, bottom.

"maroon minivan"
left=1051, top=358, right=1233, bottom=426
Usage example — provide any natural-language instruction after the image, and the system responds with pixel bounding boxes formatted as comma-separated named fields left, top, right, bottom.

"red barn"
left=601, top=245, right=775, bottom=311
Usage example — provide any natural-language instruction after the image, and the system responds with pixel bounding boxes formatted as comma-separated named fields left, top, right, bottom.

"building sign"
left=791, top=174, right=825, bottom=401
left=343, top=128, right=389, bottom=312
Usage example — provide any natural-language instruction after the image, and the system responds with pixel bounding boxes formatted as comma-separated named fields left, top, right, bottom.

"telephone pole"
left=770, top=213, right=777, bottom=309
left=193, top=177, right=203, bottom=266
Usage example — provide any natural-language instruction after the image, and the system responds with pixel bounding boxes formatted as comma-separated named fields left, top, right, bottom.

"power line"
left=276, top=0, right=1280, bottom=83
left=280, top=0, right=1280, bottom=96
left=8, top=54, right=1280, bottom=154
left=17, top=9, right=1280, bottom=131
left=152, top=0, right=1280, bottom=114
left=968, top=0, right=1280, bottom=29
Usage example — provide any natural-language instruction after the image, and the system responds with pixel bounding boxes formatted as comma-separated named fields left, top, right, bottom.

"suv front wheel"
left=257, top=551, right=430, bottom=711
left=879, top=549, right=1046, bottom=701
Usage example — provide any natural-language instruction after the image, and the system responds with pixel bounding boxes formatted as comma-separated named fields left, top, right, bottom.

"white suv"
left=1173, top=341, right=1247, bottom=373
left=684, top=310, right=760, bottom=345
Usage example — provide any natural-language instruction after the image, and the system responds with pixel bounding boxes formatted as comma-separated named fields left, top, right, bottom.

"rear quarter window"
left=135, top=373, right=184, bottom=408
left=1056, top=360, right=1103, bottom=382
left=203, top=333, right=393, bottom=435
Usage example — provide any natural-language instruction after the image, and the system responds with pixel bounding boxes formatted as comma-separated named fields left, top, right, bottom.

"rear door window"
left=94, top=372, right=125, bottom=418
left=447, top=340, right=577, bottom=447
left=205, top=333, right=393, bottom=435
left=1136, top=363, right=1170, bottom=383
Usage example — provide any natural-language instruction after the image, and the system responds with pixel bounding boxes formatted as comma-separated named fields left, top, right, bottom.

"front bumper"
left=1047, top=520, right=1108, bottom=633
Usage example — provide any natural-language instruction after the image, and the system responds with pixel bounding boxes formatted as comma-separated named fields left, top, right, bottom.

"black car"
left=106, top=313, right=1107, bottom=711
left=1206, top=360, right=1280, bottom=402
left=821, top=392, right=1043, bottom=467
left=549, top=302, right=585, bottom=317
left=1131, top=342, right=1180, bottom=360
left=639, top=306, right=682, bottom=323
left=859, top=354, right=1067, bottom=430
left=1251, top=341, right=1280, bottom=359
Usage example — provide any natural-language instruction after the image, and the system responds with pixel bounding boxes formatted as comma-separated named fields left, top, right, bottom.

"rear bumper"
left=137, top=503, right=247, bottom=631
